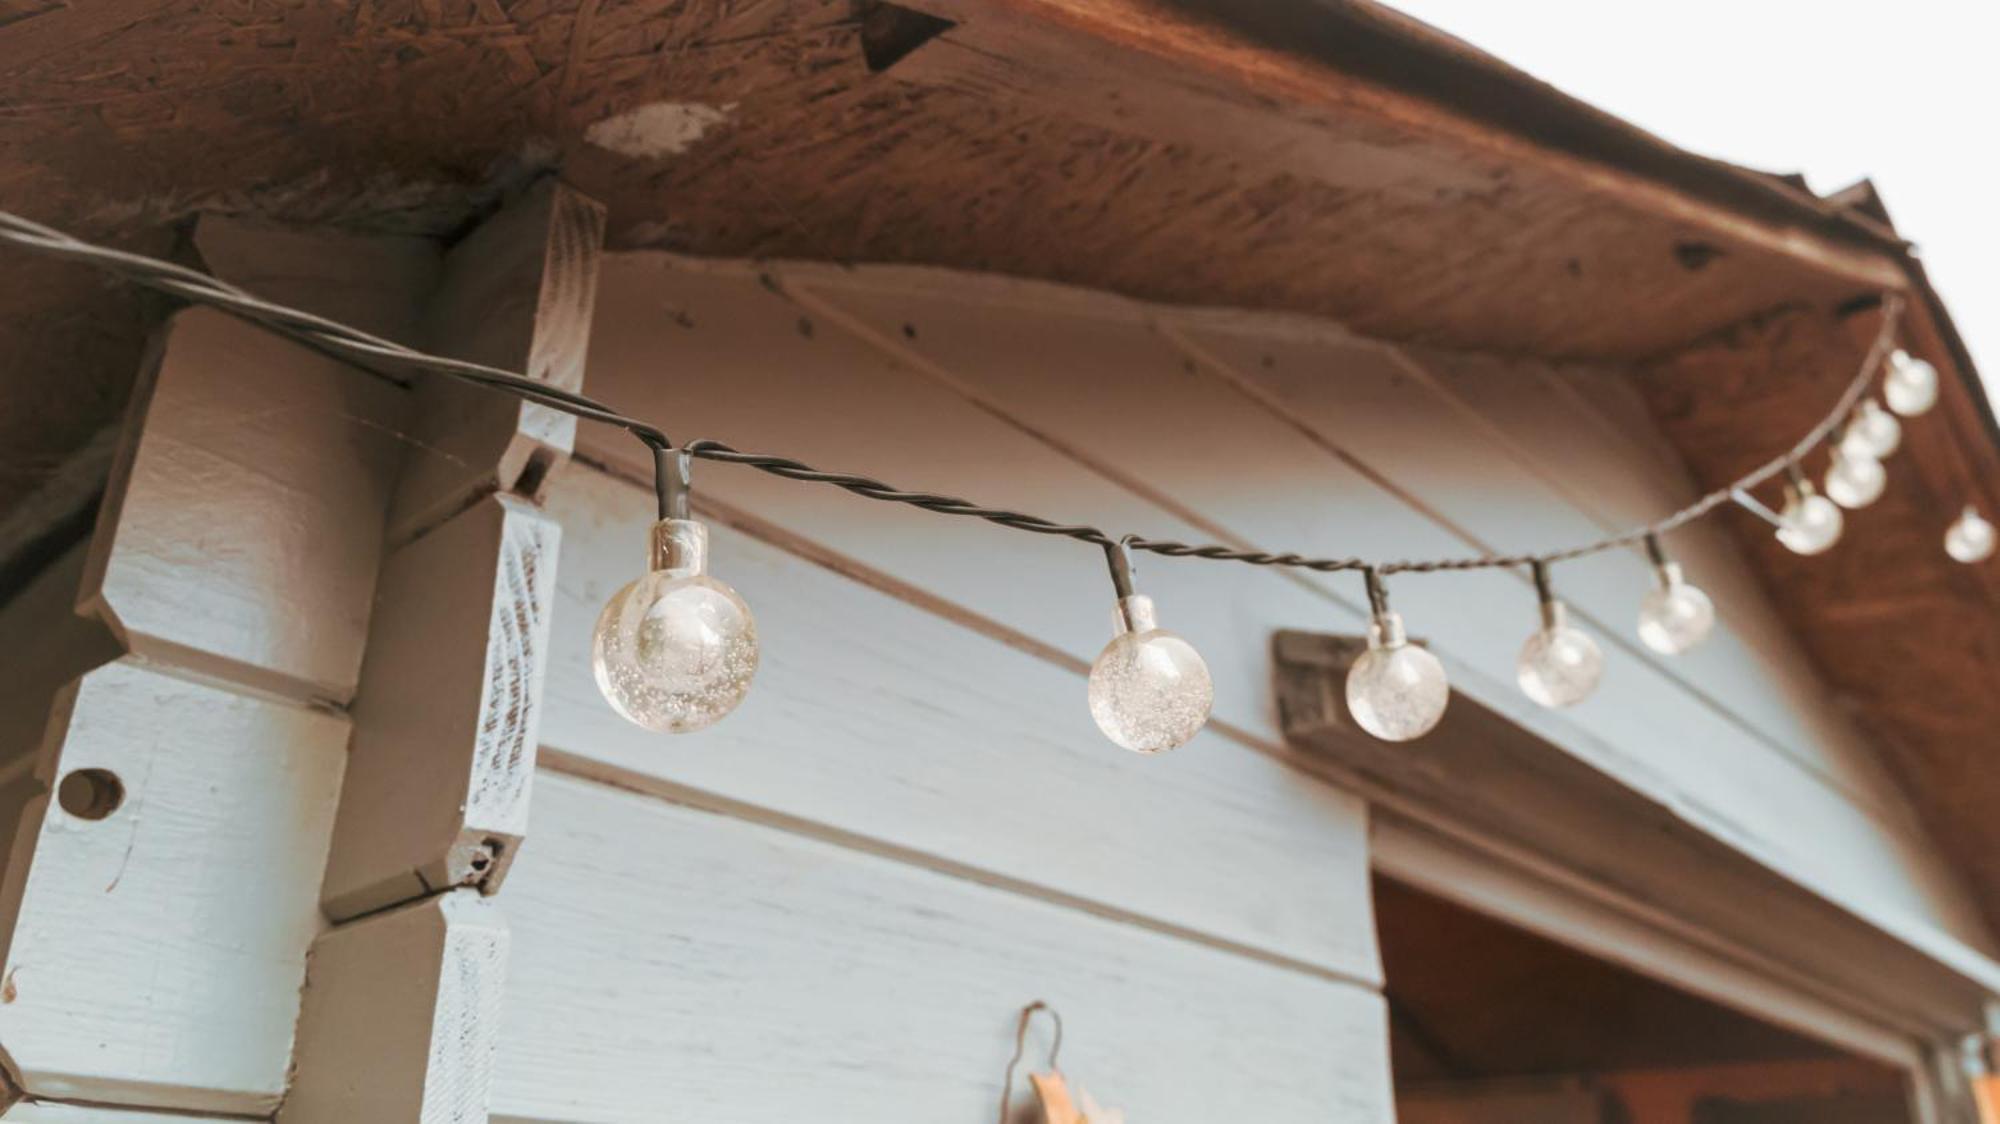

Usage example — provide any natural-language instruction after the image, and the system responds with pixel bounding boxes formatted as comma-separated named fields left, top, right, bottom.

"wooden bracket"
left=279, top=889, right=509, bottom=1124
left=320, top=494, right=559, bottom=921
left=388, top=178, right=606, bottom=545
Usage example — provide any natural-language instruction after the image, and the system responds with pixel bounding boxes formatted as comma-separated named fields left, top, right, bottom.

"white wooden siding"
left=0, top=235, right=1991, bottom=1120
left=490, top=771, right=1394, bottom=1124
left=567, top=253, right=1991, bottom=960
left=536, top=465, right=1378, bottom=982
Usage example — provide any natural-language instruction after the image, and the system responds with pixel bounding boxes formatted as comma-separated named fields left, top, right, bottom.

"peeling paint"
left=584, top=102, right=734, bottom=160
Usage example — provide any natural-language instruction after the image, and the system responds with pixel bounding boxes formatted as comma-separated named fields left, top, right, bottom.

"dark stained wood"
left=1638, top=302, right=2000, bottom=936
left=1377, top=876, right=1846, bottom=1082
left=0, top=0, right=1902, bottom=520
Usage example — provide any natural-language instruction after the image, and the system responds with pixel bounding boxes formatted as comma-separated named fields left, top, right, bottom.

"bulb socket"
left=1114, top=592, right=1159, bottom=635
left=1653, top=560, right=1684, bottom=592
left=1369, top=609, right=1408, bottom=650
left=649, top=518, right=709, bottom=575
left=1540, top=598, right=1568, bottom=633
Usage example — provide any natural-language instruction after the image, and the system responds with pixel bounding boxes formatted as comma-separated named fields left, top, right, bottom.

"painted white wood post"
left=0, top=257, right=418, bottom=1112
left=280, top=180, right=601, bottom=1124
left=0, top=182, right=599, bottom=1120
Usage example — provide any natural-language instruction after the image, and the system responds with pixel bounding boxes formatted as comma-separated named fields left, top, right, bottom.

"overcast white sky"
left=1387, top=1, right=1997, bottom=396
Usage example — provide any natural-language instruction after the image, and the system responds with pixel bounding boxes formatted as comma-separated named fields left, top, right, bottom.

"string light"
left=1, top=210, right=1972, bottom=751
left=1776, top=465, right=1845, bottom=556
left=1823, top=443, right=1887, bottom=509
left=1516, top=561, right=1603, bottom=708
left=1945, top=506, right=1997, bottom=564
left=1636, top=533, right=1715, bottom=656
left=1842, top=398, right=1902, bottom=460
left=590, top=450, right=759, bottom=732
left=1346, top=569, right=1450, bottom=741
left=1086, top=539, right=1213, bottom=753
left=1883, top=349, right=1939, bottom=416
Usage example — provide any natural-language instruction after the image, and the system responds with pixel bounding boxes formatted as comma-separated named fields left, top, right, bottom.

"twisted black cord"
left=0, top=208, right=1902, bottom=580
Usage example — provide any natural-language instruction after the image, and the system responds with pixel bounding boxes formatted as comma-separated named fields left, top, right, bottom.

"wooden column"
left=279, top=180, right=601, bottom=1124
left=0, top=225, right=430, bottom=1114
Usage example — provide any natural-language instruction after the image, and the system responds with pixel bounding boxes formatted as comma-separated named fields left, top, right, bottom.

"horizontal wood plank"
left=574, top=252, right=1986, bottom=966
left=538, top=464, right=1377, bottom=981
left=0, top=659, right=346, bottom=1114
left=491, top=771, right=1393, bottom=1124
left=1172, top=308, right=1992, bottom=952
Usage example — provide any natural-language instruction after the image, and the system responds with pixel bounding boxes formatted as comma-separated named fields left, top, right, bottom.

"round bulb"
left=1516, top=602, right=1603, bottom=708
left=1883, top=350, right=1939, bottom=416
left=592, top=520, right=758, bottom=733
left=1823, top=449, right=1886, bottom=509
left=1945, top=507, right=1997, bottom=564
left=1776, top=489, right=1843, bottom=556
left=1637, top=563, right=1715, bottom=655
left=1841, top=399, right=1901, bottom=460
left=1345, top=610, right=1449, bottom=742
left=1088, top=594, right=1213, bottom=753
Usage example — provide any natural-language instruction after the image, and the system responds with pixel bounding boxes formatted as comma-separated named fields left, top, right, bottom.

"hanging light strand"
left=0, top=208, right=1912, bottom=581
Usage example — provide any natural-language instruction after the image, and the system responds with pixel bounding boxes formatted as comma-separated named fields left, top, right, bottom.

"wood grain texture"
left=575, top=252, right=1993, bottom=964
left=77, top=308, right=409, bottom=705
left=539, top=464, right=1377, bottom=982
left=1641, top=306, right=2000, bottom=939
left=391, top=178, right=606, bottom=544
left=490, top=771, right=1394, bottom=1124
left=0, top=0, right=1930, bottom=562
left=280, top=889, right=509, bottom=1124
left=322, top=494, right=558, bottom=922
left=0, top=659, right=347, bottom=1115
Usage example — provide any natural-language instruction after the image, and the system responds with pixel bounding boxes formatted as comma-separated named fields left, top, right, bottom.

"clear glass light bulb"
left=592, top=519, right=758, bottom=733
left=1823, top=448, right=1886, bottom=509
left=1637, top=562, right=1715, bottom=655
left=1516, top=601, right=1603, bottom=708
left=1776, top=487, right=1844, bottom=556
left=1087, top=594, right=1213, bottom=753
left=1841, top=399, right=1901, bottom=460
left=1945, top=506, right=1997, bottom=564
left=1345, top=610, right=1449, bottom=742
left=1883, top=349, right=1939, bottom=417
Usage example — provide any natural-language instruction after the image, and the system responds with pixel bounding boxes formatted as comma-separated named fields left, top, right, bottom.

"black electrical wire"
left=0, top=208, right=1904, bottom=579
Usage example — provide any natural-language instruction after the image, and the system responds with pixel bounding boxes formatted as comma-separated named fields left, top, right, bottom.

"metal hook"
left=998, top=1001, right=1065, bottom=1124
